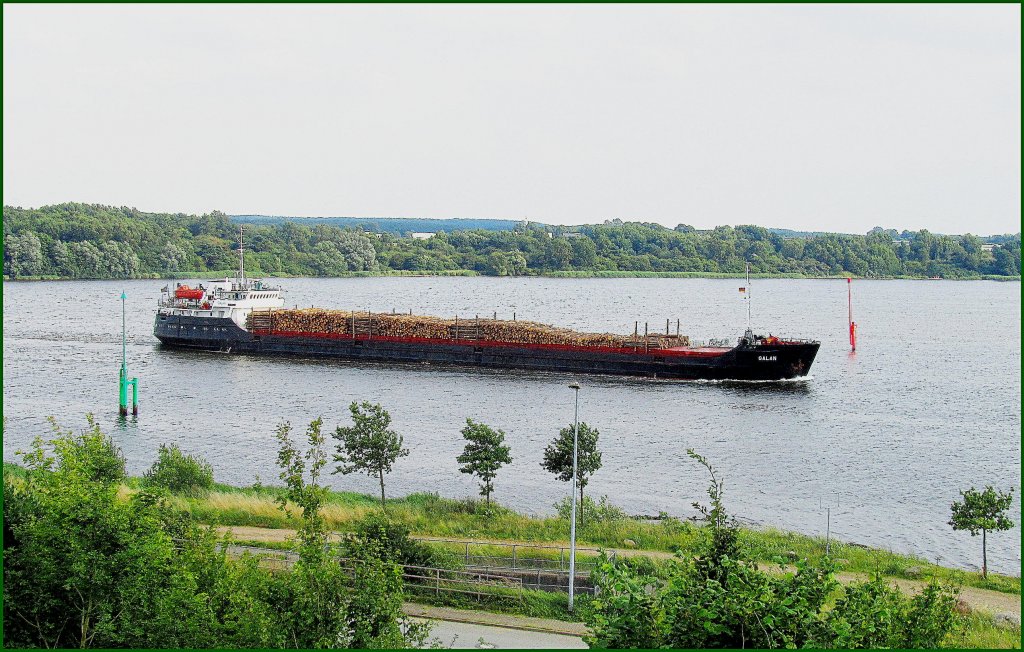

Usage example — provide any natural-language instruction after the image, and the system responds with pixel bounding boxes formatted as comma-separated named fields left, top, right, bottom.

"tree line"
left=4, top=203, right=1020, bottom=279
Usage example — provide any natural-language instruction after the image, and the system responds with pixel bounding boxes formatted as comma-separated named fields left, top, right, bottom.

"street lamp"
left=568, top=381, right=581, bottom=611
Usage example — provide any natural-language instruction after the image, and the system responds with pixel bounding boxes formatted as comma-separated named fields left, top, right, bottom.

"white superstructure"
left=156, top=226, right=284, bottom=329
left=157, top=278, right=285, bottom=329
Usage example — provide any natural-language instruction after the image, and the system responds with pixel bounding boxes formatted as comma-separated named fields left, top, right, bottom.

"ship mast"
left=746, top=261, right=751, bottom=332
left=238, top=225, right=245, bottom=285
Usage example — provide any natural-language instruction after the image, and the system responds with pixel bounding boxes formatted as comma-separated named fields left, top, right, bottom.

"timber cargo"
left=246, top=309, right=689, bottom=350
left=153, top=230, right=820, bottom=381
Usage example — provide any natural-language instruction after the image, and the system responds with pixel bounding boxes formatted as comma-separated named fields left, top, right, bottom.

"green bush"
left=554, top=494, right=629, bottom=523
left=40, top=415, right=126, bottom=484
left=143, top=444, right=214, bottom=496
left=349, top=512, right=463, bottom=570
left=585, top=451, right=964, bottom=649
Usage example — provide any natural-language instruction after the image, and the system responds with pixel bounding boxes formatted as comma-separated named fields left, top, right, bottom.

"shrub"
left=143, top=444, right=214, bottom=496
left=555, top=495, right=629, bottom=523
left=348, top=512, right=462, bottom=570
left=40, top=415, right=126, bottom=484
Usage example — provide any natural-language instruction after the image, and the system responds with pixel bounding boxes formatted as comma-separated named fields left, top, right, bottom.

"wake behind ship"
left=153, top=259, right=819, bottom=382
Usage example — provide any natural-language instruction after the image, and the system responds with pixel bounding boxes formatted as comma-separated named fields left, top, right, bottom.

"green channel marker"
left=119, top=291, right=139, bottom=417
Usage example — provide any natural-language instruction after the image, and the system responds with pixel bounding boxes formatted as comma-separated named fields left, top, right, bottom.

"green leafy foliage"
left=949, top=486, right=1015, bottom=579
left=276, top=418, right=332, bottom=562
left=349, top=512, right=460, bottom=569
left=4, top=203, right=1019, bottom=279
left=332, top=402, right=410, bottom=508
left=687, top=449, right=739, bottom=583
left=554, top=494, right=630, bottom=523
left=3, top=416, right=431, bottom=649
left=584, top=451, right=964, bottom=649
left=273, top=417, right=431, bottom=649
left=541, top=422, right=602, bottom=511
left=456, top=418, right=512, bottom=506
left=41, top=414, right=126, bottom=484
left=143, top=443, right=215, bottom=497
left=4, top=419, right=220, bottom=648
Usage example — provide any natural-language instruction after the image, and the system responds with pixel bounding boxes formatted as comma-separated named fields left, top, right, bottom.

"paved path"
left=410, top=617, right=587, bottom=649
left=403, top=603, right=587, bottom=637
left=216, top=525, right=1020, bottom=620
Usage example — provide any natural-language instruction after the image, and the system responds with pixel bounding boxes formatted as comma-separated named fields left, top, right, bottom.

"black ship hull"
left=154, top=314, right=819, bottom=381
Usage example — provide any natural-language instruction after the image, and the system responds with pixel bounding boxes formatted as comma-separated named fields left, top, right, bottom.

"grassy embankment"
left=156, top=480, right=1024, bottom=647
left=150, top=478, right=1021, bottom=597
left=181, top=483, right=1024, bottom=648
left=4, top=465, right=1018, bottom=647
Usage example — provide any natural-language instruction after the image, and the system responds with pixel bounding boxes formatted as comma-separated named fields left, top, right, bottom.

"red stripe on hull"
left=251, top=330, right=733, bottom=358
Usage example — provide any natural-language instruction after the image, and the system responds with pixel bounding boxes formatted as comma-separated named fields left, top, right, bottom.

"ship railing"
left=758, top=336, right=819, bottom=345
left=158, top=297, right=206, bottom=309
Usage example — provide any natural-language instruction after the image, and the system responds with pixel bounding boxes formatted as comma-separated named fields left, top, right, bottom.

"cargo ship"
left=153, top=236, right=819, bottom=381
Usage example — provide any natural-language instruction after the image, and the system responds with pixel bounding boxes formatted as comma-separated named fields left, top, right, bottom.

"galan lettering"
left=758, top=355, right=778, bottom=362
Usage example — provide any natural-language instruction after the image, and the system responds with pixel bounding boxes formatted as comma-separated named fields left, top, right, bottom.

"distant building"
left=982, top=243, right=997, bottom=253
left=409, top=232, right=435, bottom=240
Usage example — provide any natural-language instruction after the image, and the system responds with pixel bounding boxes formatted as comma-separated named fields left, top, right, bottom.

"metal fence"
left=213, top=542, right=530, bottom=599
left=400, top=565, right=523, bottom=600
left=197, top=539, right=601, bottom=597
left=412, top=536, right=613, bottom=575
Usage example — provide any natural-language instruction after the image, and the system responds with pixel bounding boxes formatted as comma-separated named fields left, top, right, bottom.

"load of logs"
left=248, top=308, right=690, bottom=349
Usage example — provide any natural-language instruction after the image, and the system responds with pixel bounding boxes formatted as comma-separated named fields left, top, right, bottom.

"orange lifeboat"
left=175, top=285, right=205, bottom=300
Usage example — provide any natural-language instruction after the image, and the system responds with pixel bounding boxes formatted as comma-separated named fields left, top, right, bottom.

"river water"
left=2, top=277, right=1020, bottom=574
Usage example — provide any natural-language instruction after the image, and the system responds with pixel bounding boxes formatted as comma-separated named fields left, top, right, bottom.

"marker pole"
left=847, top=278, right=856, bottom=352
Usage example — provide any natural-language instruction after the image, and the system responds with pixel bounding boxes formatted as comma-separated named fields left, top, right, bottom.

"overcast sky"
left=3, top=5, right=1020, bottom=234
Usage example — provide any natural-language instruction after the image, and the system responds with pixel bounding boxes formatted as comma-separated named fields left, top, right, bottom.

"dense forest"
left=3, top=203, right=1020, bottom=280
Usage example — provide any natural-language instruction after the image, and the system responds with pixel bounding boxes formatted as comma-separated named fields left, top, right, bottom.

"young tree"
left=276, top=418, right=332, bottom=562
left=276, top=417, right=429, bottom=648
left=456, top=419, right=512, bottom=507
left=332, top=401, right=409, bottom=508
left=687, top=448, right=739, bottom=583
left=541, top=422, right=602, bottom=515
left=949, top=486, right=1015, bottom=579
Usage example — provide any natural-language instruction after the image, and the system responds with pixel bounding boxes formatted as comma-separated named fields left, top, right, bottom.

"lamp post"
left=568, top=381, right=581, bottom=611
